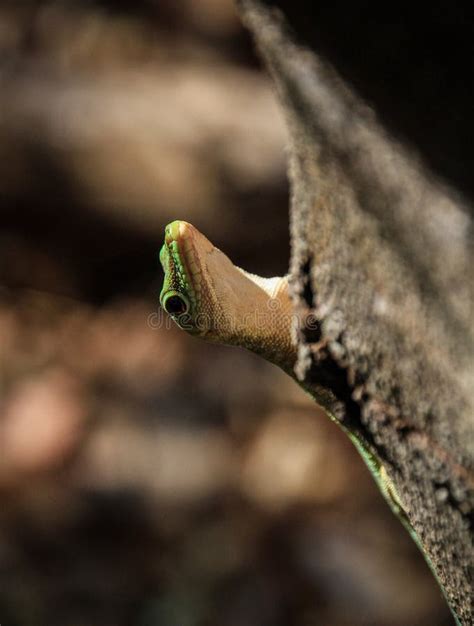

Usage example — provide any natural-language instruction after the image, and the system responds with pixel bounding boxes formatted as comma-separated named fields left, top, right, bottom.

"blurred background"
left=0, top=2, right=454, bottom=625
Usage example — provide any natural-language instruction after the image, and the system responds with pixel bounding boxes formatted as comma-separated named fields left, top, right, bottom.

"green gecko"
left=159, top=219, right=461, bottom=625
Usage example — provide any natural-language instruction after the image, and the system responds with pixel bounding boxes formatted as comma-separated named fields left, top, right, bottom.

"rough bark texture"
left=237, top=2, right=473, bottom=623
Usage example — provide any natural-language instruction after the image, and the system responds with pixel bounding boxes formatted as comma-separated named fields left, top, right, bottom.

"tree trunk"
left=237, top=2, right=473, bottom=623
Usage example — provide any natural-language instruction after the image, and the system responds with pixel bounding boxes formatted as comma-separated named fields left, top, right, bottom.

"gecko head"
left=159, top=220, right=223, bottom=337
left=159, top=220, right=295, bottom=368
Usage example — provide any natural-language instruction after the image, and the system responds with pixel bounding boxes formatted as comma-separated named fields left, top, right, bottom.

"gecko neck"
left=208, top=267, right=297, bottom=373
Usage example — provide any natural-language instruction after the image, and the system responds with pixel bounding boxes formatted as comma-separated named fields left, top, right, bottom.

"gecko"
left=158, top=219, right=462, bottom=625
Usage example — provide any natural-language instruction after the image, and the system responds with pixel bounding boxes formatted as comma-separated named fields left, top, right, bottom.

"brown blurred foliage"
left=0, top=2, right=452, bottom=625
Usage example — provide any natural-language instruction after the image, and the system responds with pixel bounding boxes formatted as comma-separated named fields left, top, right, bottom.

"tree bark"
left=237, top=2, right=473, bottom=623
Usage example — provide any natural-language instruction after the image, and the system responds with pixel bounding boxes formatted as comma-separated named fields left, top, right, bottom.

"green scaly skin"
left=159, top=220, right=461, bottom=625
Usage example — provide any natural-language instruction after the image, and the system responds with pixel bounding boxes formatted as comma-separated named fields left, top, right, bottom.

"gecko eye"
left=163, top=292, right=190, bottom=316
